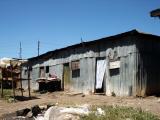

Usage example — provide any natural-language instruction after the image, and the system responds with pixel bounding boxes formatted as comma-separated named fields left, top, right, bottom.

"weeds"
left=80, top=105, right=160, bottom=120
left=0, top=89, right=12, bottom=98
left=0, top=89, right=15, bottom=102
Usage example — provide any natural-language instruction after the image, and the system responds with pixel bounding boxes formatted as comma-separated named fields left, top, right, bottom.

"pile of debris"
left=2, top=104, right=105, bottom=120
left=35, top=104, right=89, bottom=120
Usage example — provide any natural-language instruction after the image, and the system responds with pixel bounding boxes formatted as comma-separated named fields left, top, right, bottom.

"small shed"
left=0, top=58, right=21, bottom=89
left=22, top=30, right=160, bottom=97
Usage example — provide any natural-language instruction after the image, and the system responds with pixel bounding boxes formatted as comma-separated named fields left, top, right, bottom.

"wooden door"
left=63, top=63, right=70, bottom=90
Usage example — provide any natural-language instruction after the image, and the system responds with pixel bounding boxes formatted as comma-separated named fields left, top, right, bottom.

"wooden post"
left=0, top=68, right=3, bottom=97
left=27, top=66, right=31, bottom=98
left=20, top=63, right=23, bottom=97
left=10, top=60, right=15, bottom=100
left=1, top=78, right=3, bottom=98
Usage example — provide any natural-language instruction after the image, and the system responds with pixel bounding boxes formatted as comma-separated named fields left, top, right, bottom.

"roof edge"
left=28, top=29, right=159, bottom=61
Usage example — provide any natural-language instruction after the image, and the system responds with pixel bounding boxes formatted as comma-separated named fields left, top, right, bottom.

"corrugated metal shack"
left=22, top=30, right=160, bottom=97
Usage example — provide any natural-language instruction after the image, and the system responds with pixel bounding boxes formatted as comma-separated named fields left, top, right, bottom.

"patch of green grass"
left=0, top=89, right=12, bottom=99
left=0, top=89, right=12, bottom=96
left=80, top=106, right=160, bottom=120
left=0, top=89, right=17, bottom=103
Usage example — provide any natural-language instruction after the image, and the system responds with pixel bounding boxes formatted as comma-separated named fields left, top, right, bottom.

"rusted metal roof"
left=27, top=29, right=160, bottom=62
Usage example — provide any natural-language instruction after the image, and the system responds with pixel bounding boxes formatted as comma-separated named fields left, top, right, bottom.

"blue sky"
left=0, top=0, right=160, bottom=59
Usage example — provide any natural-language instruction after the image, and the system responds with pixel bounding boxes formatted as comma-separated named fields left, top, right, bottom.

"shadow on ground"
left=15, top=96, right=40, bottom=101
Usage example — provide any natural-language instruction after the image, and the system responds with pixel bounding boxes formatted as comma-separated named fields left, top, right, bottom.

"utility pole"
left=81, top=37, right=83, bottom=43
left=81, top=37, right=85, bottom=47
left=27, top=66, right=31, bottom=98
left=38, top=40, right=40, bottom=56
left=19, top=42, right=23, bottom=97
left=19, top=42, right=22, bottom=59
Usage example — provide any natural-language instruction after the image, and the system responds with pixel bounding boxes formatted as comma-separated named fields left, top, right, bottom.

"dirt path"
left=0, top=91, right=160, bottom=117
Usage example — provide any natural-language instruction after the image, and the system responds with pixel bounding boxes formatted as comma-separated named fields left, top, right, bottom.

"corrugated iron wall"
left=49, top=64, right=63, bottom=88
left=21, top=67, right=28, bottom=89
left=121, top=52, right=137, bottom=96
left=21, top=36, right=138, bottom=96
left=136, top=36, right=160, bottom=96
left=68, top=58, right=95, bottom=94
left=31, top=67, right=39, bottom=90
left=105, top=48, right=137, bottom=96
left=22, top=67, right=39, bottom=90
left=21, top=34, right=160, bottom=96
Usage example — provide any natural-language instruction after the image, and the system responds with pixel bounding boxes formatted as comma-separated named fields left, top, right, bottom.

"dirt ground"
left=0, top=91, right=160, bottom=117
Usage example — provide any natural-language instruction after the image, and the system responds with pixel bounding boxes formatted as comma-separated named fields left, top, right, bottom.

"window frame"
left=39, top=66, right=45, bottom=77
left=71, top=60, right=80, bottom=78
left=109, top=59, right=120, bottom=77
left=46, top=66, right=49, bottom=73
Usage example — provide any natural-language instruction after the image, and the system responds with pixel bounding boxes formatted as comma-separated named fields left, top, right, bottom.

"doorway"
left=63, top=63, right=70, bottom=90
left=95, top=58, right=106, bottom=93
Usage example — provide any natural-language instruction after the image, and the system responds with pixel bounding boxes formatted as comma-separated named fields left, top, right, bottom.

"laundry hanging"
left=96, top=59, right=106, bottom=89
